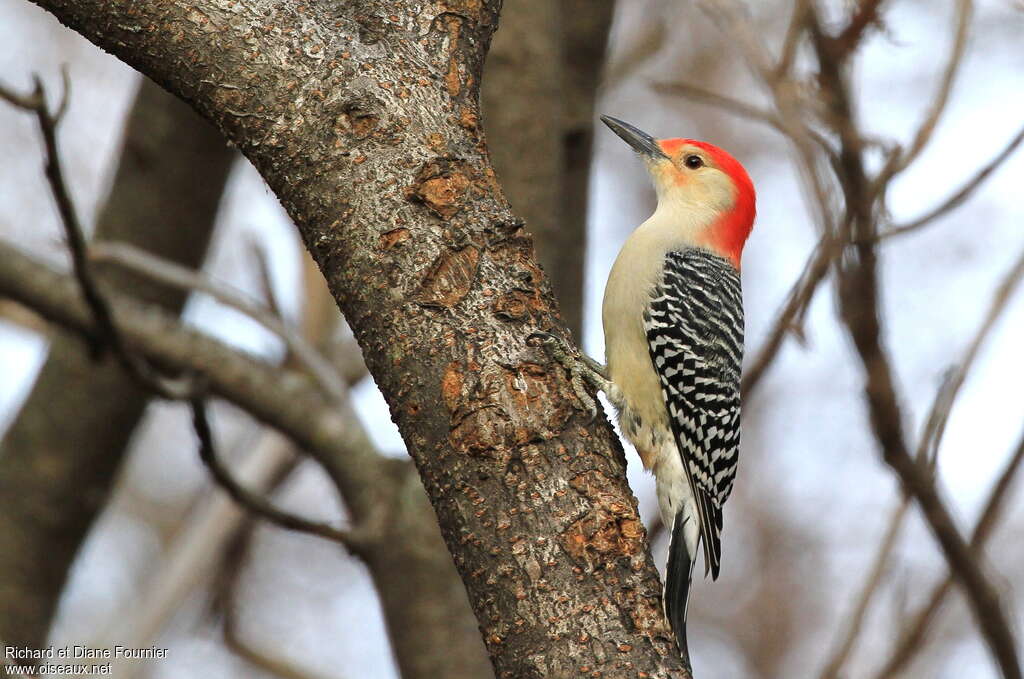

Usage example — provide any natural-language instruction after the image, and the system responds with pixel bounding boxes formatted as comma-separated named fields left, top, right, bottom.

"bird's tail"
left=665, top=511, right=695, bottom=669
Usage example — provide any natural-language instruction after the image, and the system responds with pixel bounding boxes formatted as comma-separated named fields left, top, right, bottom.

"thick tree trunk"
left=0, top=80, right=234, bottom=651
left=24, top=2, right=688, bottom=676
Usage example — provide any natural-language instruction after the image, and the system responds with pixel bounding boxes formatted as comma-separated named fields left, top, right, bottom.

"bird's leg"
left=528, top=332, right=622, bottom=419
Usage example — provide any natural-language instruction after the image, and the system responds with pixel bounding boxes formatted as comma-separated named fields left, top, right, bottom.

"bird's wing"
left=644, top=248, right=743, bottom=579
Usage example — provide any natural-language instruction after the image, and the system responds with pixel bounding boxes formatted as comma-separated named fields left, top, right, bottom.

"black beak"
left=601, top=115, right=668, bottom=160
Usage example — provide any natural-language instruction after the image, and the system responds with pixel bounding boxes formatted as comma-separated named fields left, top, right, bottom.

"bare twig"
left=224, top=614, right=341, bottom=679
left=221, top=531, right=344, bottom=679
left=0, top=240, right=386, bottom=517
left=832, top=0, right=888, bottom=56
left=695, top=0, right=777, bottom=81
left=774, top=0, right=809, bottom=78
left=0, top=299, right=50, bottom=334
left=681, top=1, right=845, bottom=357
left=190, top=399, right=361, bottom=551
left=816, top=496, right=911, bottom=679
left=694, top=0, right=842, bottom=239
left=0, top=82, right=41, bottom=109
left=2, top=75, right=364, bottom=555
left=850, top=245, right=1024, bottom=679
left=804, top=0, right=1021, bottom=670
left=652, top=80, right=836, bottom=154
left=692, top=2, right=1019, bottom=675
left=2, top=72, right=101, bottom=359
left=652, top=80, right=789, bottom=132
left=92, top=257, right=377, bottom=679
left=811, top=240, right=1023, bottom=679
left=882, top=122, right=1024, bottom=240
left=603, top=17, right=666, bottom=89
left=872, top=430, right=1024, bottom=679
left=917, top=245, right=1024, bottom=463
left=90, top=241, right=347, bottom=404
left=742, top=235, right=834, bottom=399
left=1, top=74, right=194, bottom=399
left=845, top=179, right=1022, bottom=679
left=874, top=0, right=973, bottom=186
left=249, top=237, right=288, bottom=323
left=94, top=430, right=299, bottom=679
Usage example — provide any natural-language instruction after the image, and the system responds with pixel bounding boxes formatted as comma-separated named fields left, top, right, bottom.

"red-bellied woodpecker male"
left=533, top=115, right=755, bottom=665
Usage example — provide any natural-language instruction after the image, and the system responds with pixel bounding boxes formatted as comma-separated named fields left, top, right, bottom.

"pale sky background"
left=1, top=1, right=1022, bottom=677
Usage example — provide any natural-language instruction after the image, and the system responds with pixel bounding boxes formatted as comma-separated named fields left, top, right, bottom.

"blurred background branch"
left=0, top=76, right=235, bottom=655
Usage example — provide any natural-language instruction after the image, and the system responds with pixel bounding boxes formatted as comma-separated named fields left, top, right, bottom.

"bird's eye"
left=684, top=154, right=704, bottom=169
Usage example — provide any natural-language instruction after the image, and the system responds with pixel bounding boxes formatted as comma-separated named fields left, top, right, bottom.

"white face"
left=646, top=145, right=737, bottom=216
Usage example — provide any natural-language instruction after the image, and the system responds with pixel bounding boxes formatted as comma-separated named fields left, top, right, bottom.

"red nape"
left=660, top=137, right=757, bottom=268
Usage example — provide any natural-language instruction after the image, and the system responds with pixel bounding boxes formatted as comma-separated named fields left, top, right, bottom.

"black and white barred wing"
left=644, top=248, right=743, bottom=580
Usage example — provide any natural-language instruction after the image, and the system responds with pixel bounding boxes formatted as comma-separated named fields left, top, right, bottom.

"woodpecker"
left=535, top=115, right=755, bottom=663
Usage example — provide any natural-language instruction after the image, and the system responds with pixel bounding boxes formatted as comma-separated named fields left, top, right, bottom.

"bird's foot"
left=528, top=331, right=612, bottom=420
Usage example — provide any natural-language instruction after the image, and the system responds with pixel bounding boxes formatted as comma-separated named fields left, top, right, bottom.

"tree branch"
left=805, top=4, right=1021, bottom=674
left=816, top=496, right=910, bottom=679
left=695, top=0, right=842, bottom=239
left=742, top=235, right=834, bottom=399
left=775, top=0, right=809, bottom=78
left=815, top=240, right=1024, bottom=677
left=882, top=121, right=1024, bottom=240
left=0, top=240, right=382, bottom=516
left=652, top=80, right=837, bottom=155
left=873, top=0, right=973, bottom=186
left=223, top=599, right=341, bottom=679
left=917, top=245, right=1024, bottom=462
left=831, top=0, right=888, bottom=57
left=871, top=430, right=1024, bottom=679
left=1, top=74, right=197, bottom=398
left=4, top=74, right=358, bottom=551
left=90, top=241, right=348, bottom=404
left=687, top=3, right=1019, bottom=674
left=189, top=398, right=361, bottom=551
left=0, top=76, right=236, bottom=655
left=2, top=72, right=99, bottom=358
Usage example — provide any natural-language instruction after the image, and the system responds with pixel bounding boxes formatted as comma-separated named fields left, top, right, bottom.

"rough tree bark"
left=0, top=80, right=234, bottom=651
left=481, top=0, right=614, bottom=338
left=23, top=2, right=688, bottom=676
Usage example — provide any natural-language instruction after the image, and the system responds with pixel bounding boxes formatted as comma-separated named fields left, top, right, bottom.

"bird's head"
left=601, top=115, right=756, bottom=268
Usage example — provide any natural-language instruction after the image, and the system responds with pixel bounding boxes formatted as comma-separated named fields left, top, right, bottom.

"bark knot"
left=379, top=227, right=411, bottom=250
left=493, top=290, right=530, bottom=321
left=337, top=101, right=380, bottom=139
left=442, top=361, right=570, bottom=456
left=409, top=158, right=472, bottom=219
left=561, top=472, right=645, bottom=565
left=413, top=245, right=479, bottom=308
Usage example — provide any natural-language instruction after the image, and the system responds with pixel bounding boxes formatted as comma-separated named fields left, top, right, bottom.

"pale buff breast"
left=601, top=206, right=718, bottom=469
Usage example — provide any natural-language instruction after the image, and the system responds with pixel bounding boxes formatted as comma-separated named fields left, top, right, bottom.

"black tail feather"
left=665, top=511, right=694, bottom=669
